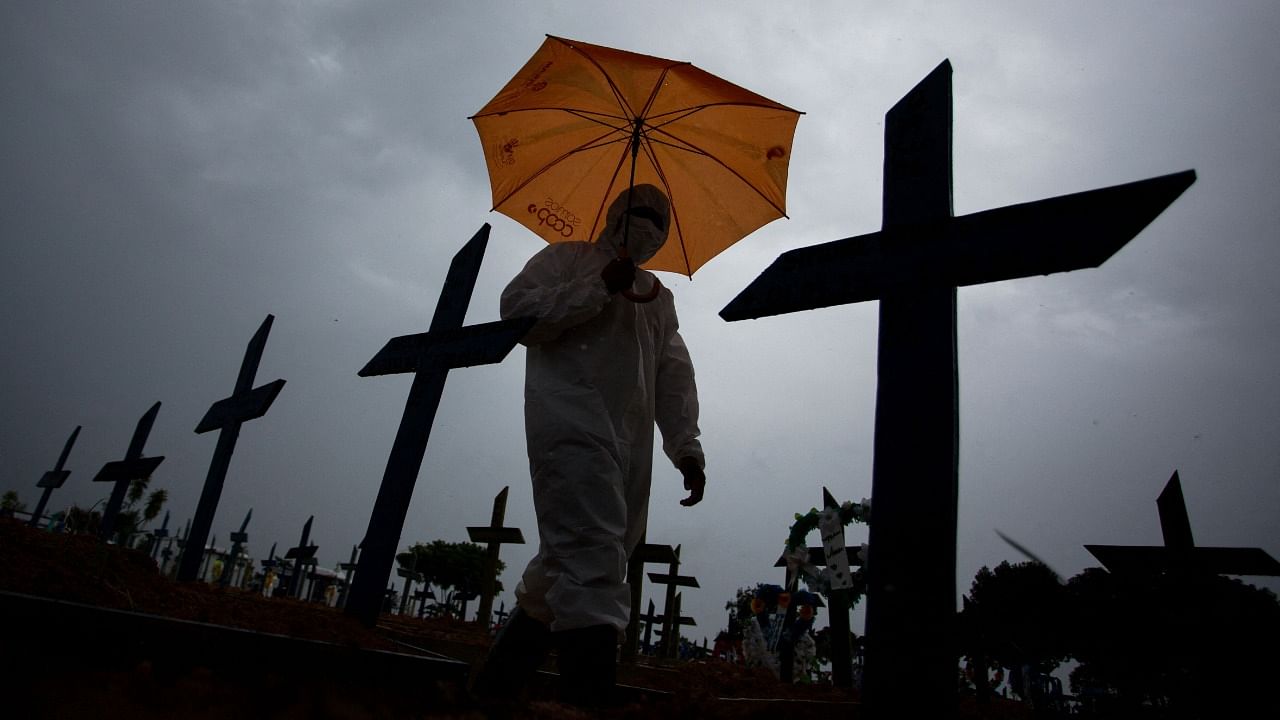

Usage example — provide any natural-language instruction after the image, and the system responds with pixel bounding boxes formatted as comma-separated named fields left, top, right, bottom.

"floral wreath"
left=783, top=499, right=870, bottom=600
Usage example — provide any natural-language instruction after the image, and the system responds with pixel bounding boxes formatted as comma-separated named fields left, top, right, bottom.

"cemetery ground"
left=0, top=519, right=1032, bottom=719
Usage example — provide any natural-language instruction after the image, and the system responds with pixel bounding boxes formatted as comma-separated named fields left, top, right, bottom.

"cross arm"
left=37, top=470, right=71, bottom=489
left=720, top=169, right=1195, bottom=320
left=358, top=317, right=536, bottom=377
left=647, top=573, right=700, bottom=588
left=92, top=456, right=165, bottom=485
left=1086, top=544, right=1280, bottom=576
left=631, top=543, right=679, bottom=565
left=467, top=527, right=525, bottom=544
left=195, top=379, right=287, bottom=433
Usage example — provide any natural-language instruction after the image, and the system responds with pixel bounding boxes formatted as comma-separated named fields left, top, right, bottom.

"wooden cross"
left=344, top=224, right=534, bottom=626
left=337, top=544, right=359, bottom=609
left=466, top=486, right=525, bottom=628
left=1086, top=471, right=1280, bottom=577
left=30, top=425, right=80, bottom=528
left=396, top=553, right=423, bottom=615
left=149, top=511, right=170, bottom=561
left=653, top=593, right=696, bottom=658
left=93, top=402, right=165, bottom=541
left=623, top=538, right=678, bottom=661
left=721, top=60, right=1195, bottom=715
left=492, top=601, right=511, bottom=628
left=177, top=315, right=286, bottom=582
left=414, top=588, right=437, bottom=618
left=284, top=515, right=316, bottom=599
left=647, top=545, right=699, bottom=659
left=638, top=599, right=661, bottom=655
left=220, top=508, right=253, bottom=587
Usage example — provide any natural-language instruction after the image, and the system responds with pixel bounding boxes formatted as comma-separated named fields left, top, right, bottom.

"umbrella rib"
left=638, top=140, right=694, bottom=277
left=550, top=35, right=642, bottom=122
left=488, top=128, right=630, bottom=211
left=641, top=126, right=789, bottom=219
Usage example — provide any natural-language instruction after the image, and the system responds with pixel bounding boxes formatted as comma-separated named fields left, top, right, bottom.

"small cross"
left=622, top=538, right=678, bottom=661
left=93, top=402, right=165, bottom=541
left=220, top=508, right=253, bottom=587
left=344, top=225, right=534, bottom=627
left=178, top=315, right=286, bottom=582
left=30, top=425, right=80, bottom=528
left=466, top=486, right=525, bottom=628
left=647, top=545, right=699, bottom=659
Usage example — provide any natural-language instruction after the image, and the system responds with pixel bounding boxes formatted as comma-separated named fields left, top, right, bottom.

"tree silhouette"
left=397, top=540, right=503, bottom=613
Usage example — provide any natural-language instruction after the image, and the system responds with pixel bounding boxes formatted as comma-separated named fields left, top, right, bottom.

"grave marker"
left=150, top=511, right=170, bottom=561
left=720, top=60, right=1195, bottom=715
left=338, top=545, right=359, bottom=609
left=1086, top=471, right=1280, bottom=577
left=466, top=486, right=525, bottom=628
left=93, top=402, right=165, bottom=541
left=30, top=426, right=81, bottom=528
left=345, top=225, right=534, bottom=626
left=623, top=539, right=678, bottom=661
left=220, top=508, right=253, bottom=587
left=653, top=593, right=696, bottom=658
left=648, top=545, right=699, bottom=659
left=285, top=516, right=317, bottom=599
left=177, top=315, right=286, bottom=582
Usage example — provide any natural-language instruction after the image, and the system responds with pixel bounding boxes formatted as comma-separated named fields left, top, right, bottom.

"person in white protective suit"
left=473, top=184, right=706, bottom=706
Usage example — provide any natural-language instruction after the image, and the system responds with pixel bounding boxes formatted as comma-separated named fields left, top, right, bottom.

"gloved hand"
left=600, top=257, right=637, bottom=294
left=678, top=456, right=705, bottom=507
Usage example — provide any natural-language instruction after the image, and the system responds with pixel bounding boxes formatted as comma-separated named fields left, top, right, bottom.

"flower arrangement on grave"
left=728, top=583, right=822, bottom=681
left=783, top=498, right=870, bottom=603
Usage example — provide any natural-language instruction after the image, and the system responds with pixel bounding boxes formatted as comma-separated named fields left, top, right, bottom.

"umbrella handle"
left=622, top=276, right=662, bottom=303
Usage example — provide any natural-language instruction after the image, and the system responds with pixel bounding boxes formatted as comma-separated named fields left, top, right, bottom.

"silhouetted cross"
left=466, top=486, right=525, bottom=628
left=721, top=60, right=1195, bottom=715
left=177, top=315, right=285, bottom=582
left=344, top=225, right=534, bottom=626
left=94, top=402, right=165, bottom=540
left=30, top=425, right=80, bottom=528
left=1086, top=471, right=1280, bottom=576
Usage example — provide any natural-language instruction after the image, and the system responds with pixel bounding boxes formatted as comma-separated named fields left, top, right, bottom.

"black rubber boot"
left=471, top=606, right=551, bottom=700
left=554, top=624, right=619, bottom=708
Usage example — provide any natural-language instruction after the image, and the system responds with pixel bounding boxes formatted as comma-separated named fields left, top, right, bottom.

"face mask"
left=598, top=184, right=670, bottom=264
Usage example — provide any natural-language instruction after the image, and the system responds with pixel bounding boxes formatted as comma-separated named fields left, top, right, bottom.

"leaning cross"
left=94, top=402, right=165, bottom=541
left=653, top=593, right=696, bottom=659
left=345, top=224, right=534, bottom=626
left=338, top=545, right=359, bottom=609
left=647, top=545, right=699, bottom=659
left=623, top=538, right=678, bottom=661
left=721, top=60, right=1195, bottom=715
left=150, top=511, right=170, bottom=561
left=396, top=553, right=423, bottom=615
left=1086, top=471, right=1280, bottom=577
left=220, top=508, right=253, bottom=587
left=285, top=515, right=317, bottom=599
left=30, top=425, right=81, bottom=528
left=638, top=599, right=661, bottom=655
left=177, top=315, right=286, bottom=582
left=467, top=486, right=526, bottom=628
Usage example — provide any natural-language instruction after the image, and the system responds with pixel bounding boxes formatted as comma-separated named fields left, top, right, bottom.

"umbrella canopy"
left=471, top=35, right=802, bottom=276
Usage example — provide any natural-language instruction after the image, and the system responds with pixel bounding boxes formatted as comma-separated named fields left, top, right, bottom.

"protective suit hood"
left=597, top=184, right=670, bottom=265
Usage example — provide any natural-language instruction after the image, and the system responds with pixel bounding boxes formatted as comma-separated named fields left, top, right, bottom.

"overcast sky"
left=4, top=1, right=1279, bottom=641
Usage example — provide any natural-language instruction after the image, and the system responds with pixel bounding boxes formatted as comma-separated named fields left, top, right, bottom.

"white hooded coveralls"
left=500, top=185, right=704, bottom=634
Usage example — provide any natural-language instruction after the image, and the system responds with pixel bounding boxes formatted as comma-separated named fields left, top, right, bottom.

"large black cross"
left=345, top=224, right=534, bottom=626
left=466, top=485, right=525, bottom=628
left=623, top=538, right=678, bottom=661
left=1086, top=471, right=1280, bottom=577
left=721, top=60, right=1195, bottom=715
left=177, top=315, right=286, bottom=582
left=93, top=402, right=165, bottom=541
left=30, top=425, right=80, bottom=528
left=652, top=593, right=696, bottom=658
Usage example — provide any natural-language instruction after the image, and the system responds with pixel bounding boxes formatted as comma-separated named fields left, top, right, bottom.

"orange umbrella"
left=470, top=35, right=802, bottom=277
